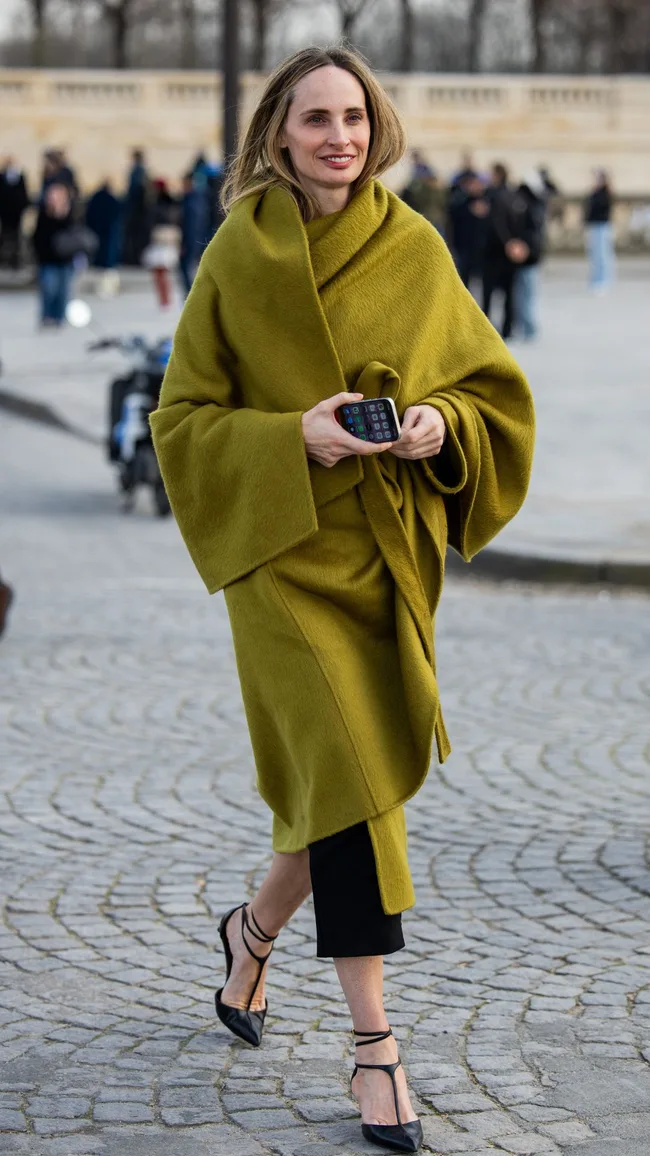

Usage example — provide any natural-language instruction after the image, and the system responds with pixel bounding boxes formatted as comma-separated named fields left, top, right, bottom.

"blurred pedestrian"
left=122, top=148, right=152, bottom=266
left=191, top=152, right=225, bottom=238
left=400, top=168, right=447, bottom=234
left=482, top=163, right=520, bottom=340
left=447, top=172, right=490, bottom=290
left=0, top=157, right=30, bottom=270
left=86, top=179, right=122, bottom=295
left=0, top=570, right=13, bottom=639
left=178, top=172, right=210, bottom=297
left=450, top=150, right=478, bottom=189
left=409, top=148, right=433, bottom=179
left=142, top=179, right=179, bottom=310
left=512, top=171, right=547, bottom=340
left=41, top=148, right=78, bottom=199
left=538, top=166, right=559, bottom=197
left=32, top=183, right=75, bottom=328
left=585, top=169, right=614, bottom=293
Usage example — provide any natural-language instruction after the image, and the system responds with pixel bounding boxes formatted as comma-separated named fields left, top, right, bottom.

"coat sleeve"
left=415, top=232, right=535, bottom=561
left=150, top=262, right=318, bottom=593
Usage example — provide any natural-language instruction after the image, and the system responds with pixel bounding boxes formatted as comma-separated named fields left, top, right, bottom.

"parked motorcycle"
left=89, top=333, right=173, bottom=516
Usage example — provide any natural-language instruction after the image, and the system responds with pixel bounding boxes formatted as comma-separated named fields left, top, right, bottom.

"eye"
left=307, top=115, right=325, bottom=124
left=347, top=113, right=364, bottom=123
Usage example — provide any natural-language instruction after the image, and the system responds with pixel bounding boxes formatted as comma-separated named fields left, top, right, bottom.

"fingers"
left=400, top=407, right=421, bottom=434
left=321, top=391, right=364, bottom=412
left=356, top=439, right=394, bottom=455
left=339, top=431, right=393, bottom=455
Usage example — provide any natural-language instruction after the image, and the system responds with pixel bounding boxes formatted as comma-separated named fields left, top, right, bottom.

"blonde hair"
left=221, top=45, right=407, bottom=222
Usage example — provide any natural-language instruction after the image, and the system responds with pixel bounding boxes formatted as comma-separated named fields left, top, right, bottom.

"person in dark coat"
left=86, top=180, right=122, bottom=271
left=122, top=148, right=152, bottom=266
left=584, top=169, right=614, bottom=291
left=192, top=153, right=225, bottom=236
left=178, top=172, right=211, bottom=296
left=447, top=172, right=490, bottom=290
left=482, top=163, right=522, bottom=340
left=32, top=183, right=75, bottom=327
left=41, top=149, right=78, bottom=199
left=0, top=156, right=30, bottom=269
left=511, top=171, right=547, bottom=340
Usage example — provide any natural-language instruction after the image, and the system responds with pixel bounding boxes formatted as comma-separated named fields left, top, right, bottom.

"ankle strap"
left=354, top=1028, right=393, bottom=1047
left=243, top=904, right=277, bottom=944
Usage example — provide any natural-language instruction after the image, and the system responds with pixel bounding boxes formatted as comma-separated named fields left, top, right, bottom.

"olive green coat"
left=150, top=180, right=535, bottom=914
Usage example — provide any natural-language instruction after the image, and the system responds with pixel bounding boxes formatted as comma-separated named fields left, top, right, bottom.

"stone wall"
left=2, top=68, right=650, bottom=196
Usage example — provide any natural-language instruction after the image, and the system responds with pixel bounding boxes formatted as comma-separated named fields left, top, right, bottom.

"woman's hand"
left=390, top=405, right=446, bottom=460
left=301, top=392, right=393, bottom=469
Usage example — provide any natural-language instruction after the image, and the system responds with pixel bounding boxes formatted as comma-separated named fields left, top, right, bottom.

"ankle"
left=242, top=904, right=279, bottom=953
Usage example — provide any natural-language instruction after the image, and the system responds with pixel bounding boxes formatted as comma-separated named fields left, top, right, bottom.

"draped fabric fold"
left=150, top=180, right=535, bottom=914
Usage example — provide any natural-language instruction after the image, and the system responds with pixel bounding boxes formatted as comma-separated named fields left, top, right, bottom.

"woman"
left=585, top=169, right=614, bottom=293
left=151, top=46, right=534, bottom=1153
left=32, top=182, right=75, bottom=327
left=142, top=178, right=180, bottom=310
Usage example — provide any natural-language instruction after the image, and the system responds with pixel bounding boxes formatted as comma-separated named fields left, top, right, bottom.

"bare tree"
left=180, top=0, right=196, bottom=68
left=102, top=0, right=135, bottom=68
left=251, top=0, right=268, bottom=69
left=467, top=0, right=488, bottom=72
left=605, top=0, right=637, bottom=73
left=26, top=0, right=47, bottom=65
left=397, top=0, right=414, bottom=71
left=336, top=0, right=374, bottom=43
left=530, top=0, right=553, bottom=72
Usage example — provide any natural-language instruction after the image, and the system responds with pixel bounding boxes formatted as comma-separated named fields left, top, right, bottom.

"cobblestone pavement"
left=2, top=413, right=650, bottom=1156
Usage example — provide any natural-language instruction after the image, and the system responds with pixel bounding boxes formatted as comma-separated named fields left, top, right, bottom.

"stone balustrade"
left=2, top=68, right=650, bottom=197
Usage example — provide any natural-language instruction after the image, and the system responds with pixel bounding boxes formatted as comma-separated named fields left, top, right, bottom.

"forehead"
left=291, top=65, right=366, bottom=110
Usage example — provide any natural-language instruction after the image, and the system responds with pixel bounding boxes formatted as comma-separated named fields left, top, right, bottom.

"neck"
left=307, top=182, right=353, bottom=218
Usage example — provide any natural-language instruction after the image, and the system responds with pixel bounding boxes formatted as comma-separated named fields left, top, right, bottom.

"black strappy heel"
left=351, top=1028, right=423, bottom=1153
left=215, top=903, right=277, bottom=1047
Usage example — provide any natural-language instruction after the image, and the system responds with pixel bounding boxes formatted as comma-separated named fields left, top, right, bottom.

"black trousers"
left=308, top=821, right=405, bottom=958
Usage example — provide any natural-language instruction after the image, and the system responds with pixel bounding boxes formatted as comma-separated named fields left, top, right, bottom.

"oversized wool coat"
left=150, top=179, right=535, bottom=915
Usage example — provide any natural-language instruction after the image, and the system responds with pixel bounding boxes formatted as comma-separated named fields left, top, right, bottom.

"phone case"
left=336, top=397, right=401, bottom=444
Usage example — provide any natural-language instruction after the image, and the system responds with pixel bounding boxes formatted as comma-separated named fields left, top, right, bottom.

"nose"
left=326, top=120, right=350, bottom=149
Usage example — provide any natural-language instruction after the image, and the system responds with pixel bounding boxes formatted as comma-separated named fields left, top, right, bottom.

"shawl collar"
left=308, top=180, right=389, bottom=290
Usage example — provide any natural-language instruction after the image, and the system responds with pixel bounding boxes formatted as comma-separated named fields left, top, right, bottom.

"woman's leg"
left=336, top=956, right=417, bottom=1126
left=220, top=849, right=311, bottom=1011
left=310, top=822, right=416, bottom=1126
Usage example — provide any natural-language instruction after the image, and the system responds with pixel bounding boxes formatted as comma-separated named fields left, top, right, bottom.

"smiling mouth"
left=319, top=155, right=356, bottom=165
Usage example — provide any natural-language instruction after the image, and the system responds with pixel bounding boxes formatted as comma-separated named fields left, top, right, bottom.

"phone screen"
left=337, top=399, right=400, bottom=443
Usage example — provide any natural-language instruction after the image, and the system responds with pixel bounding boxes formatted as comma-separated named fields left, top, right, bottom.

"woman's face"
left=46, top=183, right=70, bottom=217
left=280, top=65, right=371, bottom=203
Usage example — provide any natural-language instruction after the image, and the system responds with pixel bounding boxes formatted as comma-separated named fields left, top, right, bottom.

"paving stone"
left=230, top=1109, right=302, bottom=1130
left=493, top=1137, right=560, bottom=1153
left=0, top=1108, right=27, bottom=1130
left=539, top=1120, right=596, bottom=1142
left=93, top=1102, right=154, bottom=1123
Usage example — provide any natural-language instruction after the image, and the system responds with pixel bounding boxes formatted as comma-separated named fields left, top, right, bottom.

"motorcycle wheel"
left=118, top=462, right=135, bottom=512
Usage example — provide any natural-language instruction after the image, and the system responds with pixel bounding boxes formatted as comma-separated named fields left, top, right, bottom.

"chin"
left=319, top=168, right=364, bottom=190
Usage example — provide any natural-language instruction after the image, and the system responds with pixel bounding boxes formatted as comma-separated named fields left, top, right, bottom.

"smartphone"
left=336, top=397, right=401, bottom=444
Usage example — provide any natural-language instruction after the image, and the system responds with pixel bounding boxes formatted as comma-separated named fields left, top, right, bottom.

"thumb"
left=400, top=405, right=420, bottom=433
left=322, top=391, right=364, bottom=412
